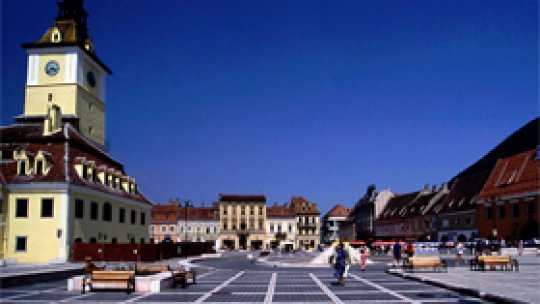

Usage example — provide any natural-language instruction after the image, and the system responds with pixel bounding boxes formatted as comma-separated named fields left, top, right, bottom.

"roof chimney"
left=441, top=182, right=449, bottom=191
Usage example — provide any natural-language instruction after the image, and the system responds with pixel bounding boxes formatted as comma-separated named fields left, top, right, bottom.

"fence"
left=71, top=241, right=215, bottom=262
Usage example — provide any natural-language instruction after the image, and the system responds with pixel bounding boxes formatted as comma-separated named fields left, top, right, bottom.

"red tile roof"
left=0, top=123, right=151, bottom=205
left=438, top=170, right=491, bottom=214
left=324, top=204, right=350, bottom=218
left=378, top=191, right=420, bottom=220
left=288, top=196, right=320, bottom=215
left=150, top=203, right=218, bottom=223
left=267, top=205, right=294, bottom=218
left=478, top=149, right=539, bottom=199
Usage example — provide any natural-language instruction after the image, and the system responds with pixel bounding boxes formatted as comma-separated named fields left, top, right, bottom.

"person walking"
left=392, top=241, right=402, bottom=267
left=334, top=243, right=349, bottom=286
left=455, top=242, right=465, bottom=266
left=406, top=242, right=415, bottom=258
left=360, top=249, right=368, bottom=271
left=518, top=240, right=524, bottom=256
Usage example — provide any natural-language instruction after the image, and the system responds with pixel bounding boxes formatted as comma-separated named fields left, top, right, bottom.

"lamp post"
left=180, top=200, right=192, bottom=242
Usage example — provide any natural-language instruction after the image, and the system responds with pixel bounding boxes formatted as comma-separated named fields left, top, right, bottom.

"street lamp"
left=179, top=200, right=193, bottom=242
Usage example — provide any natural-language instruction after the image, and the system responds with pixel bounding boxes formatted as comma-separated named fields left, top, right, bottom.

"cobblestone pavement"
left=0, top=267, right=491, bottom=303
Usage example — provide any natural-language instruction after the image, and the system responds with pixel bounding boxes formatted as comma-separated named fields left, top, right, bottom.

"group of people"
left=391, top=241, right=415, bottom=266
left=331, top=243, right=369, bottom=286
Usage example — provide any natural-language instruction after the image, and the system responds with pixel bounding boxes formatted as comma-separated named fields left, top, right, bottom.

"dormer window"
left=35, top=160, right=43, bottom=175
left=14, top=150, right=31, bottom=175
left=18, top=160, right=27, bottom=175
left=91, top=168, right=97, bottom=182
left=82, top=164, right=88, bottom=179
left=51, top=27, right=62, bottom=43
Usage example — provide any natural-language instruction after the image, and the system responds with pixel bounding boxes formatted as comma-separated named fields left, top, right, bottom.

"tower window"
left=51, top=27, right=62, bottom=43
left=88, top=126, right=93, bottom=134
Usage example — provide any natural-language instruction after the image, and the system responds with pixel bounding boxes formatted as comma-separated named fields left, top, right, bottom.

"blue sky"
left=2, top=0, right=537, bottom=214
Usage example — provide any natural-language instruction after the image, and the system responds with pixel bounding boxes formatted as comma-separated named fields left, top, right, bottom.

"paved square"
left=0, top=263, right=494, bottom=303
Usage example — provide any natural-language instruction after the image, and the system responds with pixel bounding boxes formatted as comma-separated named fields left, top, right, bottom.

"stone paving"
left=389, top=255, right=540, bottom=304
left=0, top=267, right=490, bottom=303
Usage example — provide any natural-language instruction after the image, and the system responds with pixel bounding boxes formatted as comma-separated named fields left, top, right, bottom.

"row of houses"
left=149, top=195, right=321, bottom=251
left=331, top=118, right=539, bottom=244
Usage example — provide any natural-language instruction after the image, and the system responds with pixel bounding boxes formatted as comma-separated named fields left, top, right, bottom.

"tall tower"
left=18, top=0, right=111, bottom=147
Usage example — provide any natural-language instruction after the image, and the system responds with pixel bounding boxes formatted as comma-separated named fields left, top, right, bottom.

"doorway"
left=239, top=234, right=248, bottom=250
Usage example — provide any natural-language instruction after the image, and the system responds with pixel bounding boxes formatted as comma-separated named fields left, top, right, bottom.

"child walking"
left=360, top=249, right=368, bottom=271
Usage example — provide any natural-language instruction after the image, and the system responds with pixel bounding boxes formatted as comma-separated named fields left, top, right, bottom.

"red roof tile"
left=0, top=123, right=151, bottom=205
left=267, top=205, right=294, bottom=218
left=478, top=149, right=539, bottom=199
left=324, top=204, right=350, bottom=218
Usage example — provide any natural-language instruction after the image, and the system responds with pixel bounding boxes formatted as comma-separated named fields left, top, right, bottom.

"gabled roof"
left=219, top=194, right=266, bottom=202
left=438, top=170, right=491, bottom=214
left=324, top=204, right=350, bottom=218
left=267, top=205, right=294, bottom=218
left=402, top=192, right=437, bottom=217
left=478, top=149, right=539, bottom=199
left=288, top=196, right=320, bottom=215
left=378, top=191, right=420, bottom=220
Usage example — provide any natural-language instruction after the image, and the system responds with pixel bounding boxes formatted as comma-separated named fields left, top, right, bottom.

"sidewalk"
left=0, top=255, right=216, bottom=288
left=388, top=255, right=540, bottom=304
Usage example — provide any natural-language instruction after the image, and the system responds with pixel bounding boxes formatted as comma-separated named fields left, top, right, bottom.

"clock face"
left=87, top=71, right=96, bottom=87
left=45, top=60, right=60, bottom=77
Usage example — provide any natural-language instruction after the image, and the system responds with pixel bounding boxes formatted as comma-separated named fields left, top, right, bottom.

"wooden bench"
left=404, top=256, right=447, bottom=272
left=477, top=255, right=518, bottom=271
left=171, top=266, right=197, bottom=288
left=136, top=263, right=170, bottom=275
left=82, top=270, right=135, bottom=294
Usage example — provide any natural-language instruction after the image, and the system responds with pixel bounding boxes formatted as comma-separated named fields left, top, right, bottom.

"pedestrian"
left=518, top=240, right=524, bottom=256
left=406, top=242, right=415, bottom=258
left=455, top=242, right=465, bottom=266
left=333, top=243, right=349, bottom=286
left=360, top=249, right=368, bottom=271
left=392, top=240, right=402, bottom=267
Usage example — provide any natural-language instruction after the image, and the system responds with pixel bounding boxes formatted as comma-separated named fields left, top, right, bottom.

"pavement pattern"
left=0, top=267, right=490, bottom=303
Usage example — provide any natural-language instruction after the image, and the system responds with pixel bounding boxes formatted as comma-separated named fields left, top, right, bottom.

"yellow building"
left=0, top=0, right=151, bottom=264
left=218, top=194, right=267, bottom=250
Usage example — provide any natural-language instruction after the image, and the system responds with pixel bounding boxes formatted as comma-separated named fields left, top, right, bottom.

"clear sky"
left=2, top=0, right=538, bottom=214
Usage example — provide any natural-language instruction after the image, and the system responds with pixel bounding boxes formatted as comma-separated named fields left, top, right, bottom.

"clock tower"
left=18, top=0, right=111, bottom=147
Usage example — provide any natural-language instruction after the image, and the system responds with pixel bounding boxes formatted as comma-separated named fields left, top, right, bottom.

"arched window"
left=102, top=202, right=112, bottom=221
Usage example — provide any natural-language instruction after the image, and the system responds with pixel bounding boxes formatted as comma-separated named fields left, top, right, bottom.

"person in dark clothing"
left=334, top=243, right=349, bottom=286
left=393, top=241, right=402, bottom=266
